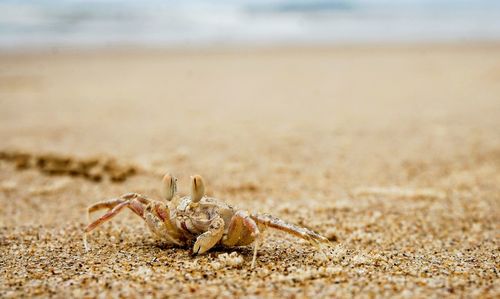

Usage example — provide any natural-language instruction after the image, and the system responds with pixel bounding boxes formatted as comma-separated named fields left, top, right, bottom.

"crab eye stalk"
left=190, top=175, right=205, bottom=203
left=162, top=173, right=177, bottom=201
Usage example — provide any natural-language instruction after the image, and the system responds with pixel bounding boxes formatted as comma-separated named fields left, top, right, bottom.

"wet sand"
left=0, top=44, right=499, bottom=297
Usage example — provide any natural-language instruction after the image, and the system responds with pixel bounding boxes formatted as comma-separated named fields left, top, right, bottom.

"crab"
left=83, top=174, right=330, bottom=267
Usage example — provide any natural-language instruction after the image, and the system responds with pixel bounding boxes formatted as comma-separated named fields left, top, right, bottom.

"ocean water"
left=0, top=0, right=500, bottom=49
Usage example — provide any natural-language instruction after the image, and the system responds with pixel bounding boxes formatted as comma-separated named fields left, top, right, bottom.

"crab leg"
left=223, top=211, right=260, bottom=246
left=222, top=211, right=262, bottom=267
left=86, top=193, right=151, bottom=222
left=83, top=197, right=146, bottom=251
left=250, top=213, right=329, bottom=255
left=221, top=212, right=246, bottom=246
left=144, top=201, right=184, bottom=245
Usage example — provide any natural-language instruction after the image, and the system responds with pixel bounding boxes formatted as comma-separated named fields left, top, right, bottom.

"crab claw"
left=190, top=175, right=205, bottom=203
left=192, top=217, right=224, bottom=255
left=162, top=173, right=177, bottom=201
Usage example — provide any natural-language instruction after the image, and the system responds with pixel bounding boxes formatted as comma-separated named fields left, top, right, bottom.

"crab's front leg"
left=192, top=216, right=225, bottom=255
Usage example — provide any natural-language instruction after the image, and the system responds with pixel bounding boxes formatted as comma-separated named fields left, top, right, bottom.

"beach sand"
left=0, top=44, right=499, bottom=297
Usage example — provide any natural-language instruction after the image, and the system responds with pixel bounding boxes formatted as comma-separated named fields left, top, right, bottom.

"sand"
left=0, top=44, right=499, bottom=298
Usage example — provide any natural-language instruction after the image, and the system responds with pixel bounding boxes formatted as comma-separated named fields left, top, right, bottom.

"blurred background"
left=1, top=0, right=499, bottom=210
left=1, top=0, right=500, bottom=50
left=0, top=0, right=499, bottom=184
left=1, top=0, right=499, bottom=183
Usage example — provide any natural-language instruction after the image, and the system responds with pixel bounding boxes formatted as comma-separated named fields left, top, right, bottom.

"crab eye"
left=162, top=173, right=176, bottom=201
left=190, top=175, right=205, bottom=203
